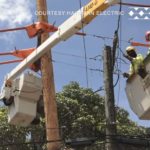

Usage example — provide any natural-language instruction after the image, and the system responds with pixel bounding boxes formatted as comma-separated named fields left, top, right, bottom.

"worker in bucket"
left=123, top=46, right=147, bottom=79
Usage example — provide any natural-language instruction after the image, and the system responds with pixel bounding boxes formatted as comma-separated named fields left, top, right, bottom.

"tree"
left=56, top=82, right=147, bottom=150
left=57, top=82, right=105, bottom=139
left=0, top=82, right=147, bottom=150
left=0, top=107, right=46, bottom=150
left=0, top=107, right=29, bottom=150
left=116, top=107, right=145, bottom=136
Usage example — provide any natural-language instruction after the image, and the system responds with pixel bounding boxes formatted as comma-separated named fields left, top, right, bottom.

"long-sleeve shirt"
left=129, top=54, right=144, bottom=75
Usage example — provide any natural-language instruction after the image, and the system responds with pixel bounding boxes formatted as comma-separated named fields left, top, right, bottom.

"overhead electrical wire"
left=53, top=59, right=121, bottom=76
left=115, top=1, right=123, bottom=106
left=0, top=51, right=122, bottom=75
left=79, top=0, right=89, bottom=88
left=117, top=1, right=122, bottom=33
left=0, top=139, right=62, bottom=147
left=117, top=52, right=122, bottom=105
left=53, top=51, right=88, bottom=59
left=51, top=58, right=123, bottom=77
left=120, top=2, right=150, bottom=8
left=117, top=57, right=128, bottom=65
left=1, top=134, right=150, bottom=147
left=82, top=33, right=130, bottom=44
left=112, top=0, right=122, bottom=90
left=54, top=59, right=91, bottom=70
left=53, top=51, right=101, bottom=61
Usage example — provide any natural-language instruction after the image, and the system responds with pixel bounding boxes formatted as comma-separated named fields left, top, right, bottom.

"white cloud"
left=0, top=0, right=33, bottom=27
left=0, top=0, right=33, bottom=44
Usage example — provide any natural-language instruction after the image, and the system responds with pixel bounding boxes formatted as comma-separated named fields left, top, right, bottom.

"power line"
left=53, top=59, right=122, bottom=75
left=117, top=57, right=129, bottom=65
left=85, top=33, right=129, bottom=43
left=53, top=51, right=128, bottom=65
left=53, top=51, right=102, bottom=61
left=94, top=86, right=104, bottom=93
left=117, top=33, right=122, bottom=105
left=112, top=1, right=122, bottom=90
left=79, top=0, right=89, bottom=88
left=115, top=1, right=123, bottom=106
left=120, top=2, right=150, bottom=8
left=117, top=1, right=122, bottom=33
left=1, top=134, right=150, bottom=148
left=0, top=139, right=62, bottom=147
left=53, top=51, right=87, bottom=59
left=53, top=59, right=91, bottom=69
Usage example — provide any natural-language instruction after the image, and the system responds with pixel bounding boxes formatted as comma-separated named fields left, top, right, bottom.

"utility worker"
left=123, top=46, right=147, bottom=79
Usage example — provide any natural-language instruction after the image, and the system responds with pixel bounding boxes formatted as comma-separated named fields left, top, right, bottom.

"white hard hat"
left=126, top=46, right=136, bottom=52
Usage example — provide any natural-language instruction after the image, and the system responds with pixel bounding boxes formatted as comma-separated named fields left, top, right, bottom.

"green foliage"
left=116, top=107, right=146, bottom=136
left=57, top=82, right=147, bottom=150
left=0, top=107, right=46, bottom=150
left=0, top=107, right=29, bottom=150
left=0, top=81, right=147, bottom=150
left=57, top=82, right=106, bottom=140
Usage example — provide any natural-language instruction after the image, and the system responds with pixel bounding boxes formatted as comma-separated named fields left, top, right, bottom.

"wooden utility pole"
left=103, top=46, right=117, bottom=150
left=36, top=0, right=60, bottom=150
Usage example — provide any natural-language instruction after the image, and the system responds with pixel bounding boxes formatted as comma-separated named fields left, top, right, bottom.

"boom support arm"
left=6, top=0, right=119, bottom=80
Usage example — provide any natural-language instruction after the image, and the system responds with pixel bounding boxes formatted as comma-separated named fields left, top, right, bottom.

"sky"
left=0, top=0, right=150, bottom=127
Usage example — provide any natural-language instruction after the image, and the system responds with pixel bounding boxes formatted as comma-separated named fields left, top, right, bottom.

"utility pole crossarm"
left=6, top=0, right=119, bottom=80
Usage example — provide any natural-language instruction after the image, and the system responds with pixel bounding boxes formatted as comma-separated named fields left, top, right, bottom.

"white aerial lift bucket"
left=1, top=73, right=42, bottom=127
left=126, top=55, right=150, bottom=120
